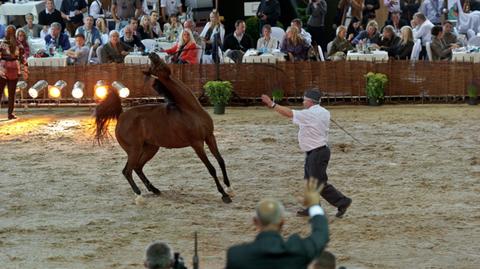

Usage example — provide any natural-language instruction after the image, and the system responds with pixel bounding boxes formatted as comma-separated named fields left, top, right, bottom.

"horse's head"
left=142, top=53, right=171, bottom=79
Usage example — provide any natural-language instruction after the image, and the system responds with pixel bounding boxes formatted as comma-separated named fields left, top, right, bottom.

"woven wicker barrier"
left=26, top=60, right=480, bottom=100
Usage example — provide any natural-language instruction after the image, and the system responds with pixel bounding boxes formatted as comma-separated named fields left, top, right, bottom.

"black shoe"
left=296, top=208, right=309, bottom=217
left=8, top=114, right=17, bottom=120
left=336, top=198, right=352, bottom=218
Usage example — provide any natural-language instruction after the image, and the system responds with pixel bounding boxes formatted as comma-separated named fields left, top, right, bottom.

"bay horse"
left=94, top=53, right=233, bottom=203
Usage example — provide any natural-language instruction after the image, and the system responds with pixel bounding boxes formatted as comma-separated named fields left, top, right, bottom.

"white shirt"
left=161, top=0, right=182, bottom=17
left=300, top=28, right=312, bottom=46
left=413, top=19, right=434, bottom=46
left=89, top=0, right=104, bottom=19
left=292, top=105, right=330, bottom=152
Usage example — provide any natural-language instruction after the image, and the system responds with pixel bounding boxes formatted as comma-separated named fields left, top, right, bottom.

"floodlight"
left=28, top=80, right=48, bottom=99
left=71, top=81, right=85, bottom=99
left=112, top=81, right=130, bottom=98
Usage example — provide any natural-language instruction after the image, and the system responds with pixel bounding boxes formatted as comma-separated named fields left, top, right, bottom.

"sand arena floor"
left=0, top=105, right=479, bottom=269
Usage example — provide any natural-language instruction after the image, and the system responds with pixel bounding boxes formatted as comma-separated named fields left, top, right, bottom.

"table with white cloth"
left=242, top=50, right=285, bottom=63
left=346, top=50, right=389, bottom=62
left=27, top=55, right=68, bottom=67
left=28, top=38, right=76, bottom=54
left=124, top=52, right=168, bottom=64
left=0, top=1, right=45, bottom=25
left=452, top=50, right=480, bottom=63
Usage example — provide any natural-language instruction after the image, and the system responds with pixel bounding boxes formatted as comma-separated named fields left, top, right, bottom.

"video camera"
left=172, top=252, right=188, bottom=269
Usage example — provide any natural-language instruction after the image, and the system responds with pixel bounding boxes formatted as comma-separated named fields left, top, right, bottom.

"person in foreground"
left=144, top=241, right=173, bottom=269
left=261, top=90, right=352, bottom=218
left=225, top=178, right=329, bottom=269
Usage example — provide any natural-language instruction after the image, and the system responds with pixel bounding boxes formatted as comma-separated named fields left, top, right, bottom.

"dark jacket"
left=328, top=37, right=353, bottom=57
left=60, top=0, right=87, bottom=24
left=382, top=18, right=409, bottom=33
left=222, top=33, right=253, bottom=52
left=378, top=35, right=400, bottom=50
left=120, top=35, right=145, bottom=51
left=363, top=0, right=380, bottom=20
left=257, top=0, right=281, bottom=26
left=38, top=9, right=66, bottom=32
left=306, top=0, right=327, bottom=27
left=390, top=40, right=414, bottom=59
left=225, top=215, right=329, bottom=269
left=45, top=33, right=71, bottom=51
left=101, top=42, right=129, bottom=63
left=430, top=37, right=451, bottom=61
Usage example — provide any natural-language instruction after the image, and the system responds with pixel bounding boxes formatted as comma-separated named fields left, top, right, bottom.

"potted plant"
left=467, top=84, right=478, bottom=105
left=364, top=72, right=388, bottom=106
left=272, top=89, right=284, bottom=104
left=203, top=80, right=233, bottom=115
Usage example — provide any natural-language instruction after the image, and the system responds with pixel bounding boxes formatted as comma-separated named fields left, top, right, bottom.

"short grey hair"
left=145, top=241, right=173, bottom=269
left=25, top=13, right=34, bottom=20
left=50, top=22, right=61, bottom=30
left=109, top=30, right=120, bottom=38
left=256, top=198, right=285, bottom=226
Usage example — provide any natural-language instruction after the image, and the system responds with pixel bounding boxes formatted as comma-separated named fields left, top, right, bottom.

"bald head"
left=255, top=199, right=285, bottom=227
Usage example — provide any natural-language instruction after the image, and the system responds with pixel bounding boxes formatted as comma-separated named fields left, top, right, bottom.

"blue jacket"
left=75, top=26, right=102, bottom=46
left=0, top=24, right=5, bottom=39
left=45, top=33, right=71, bottom=51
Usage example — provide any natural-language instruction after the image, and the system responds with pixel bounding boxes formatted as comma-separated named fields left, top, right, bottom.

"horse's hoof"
left=150, top=187, right=161, bottom=195
left=226, top=187, right=235, bottom=197
left=222, top=196, right=232, bottom=204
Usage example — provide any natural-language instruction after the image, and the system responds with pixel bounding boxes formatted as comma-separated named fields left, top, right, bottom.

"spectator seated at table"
left=163, top=15, right=183, bottom=42
left=389, top=26, right=414, bottom=59
left=96, top=17, right=109, bottom=45
left=256, top=24, right=279, bottom=52
left=39, top=0, right=66, bottom=33
left=328, top=25, right=353, bottom=61
left=45, top=22, right=71, bottom=52
left=346, top=17, right=362, bottom=43
left=101, top=30, right=130, bottom=63
left=281, top=26, right=310, bottom=62
left=374, top=25, right=400, bottom=51
left=138, top=15, right=155, bottom=40
left=183, top=19, right=202, bottom=45
left=382, top=10, right=408, bottom=35
left=200, top=10, right=226, bottom=55
left=75, top=16, right=102, bottom=49
left=22, top=13, right=43, bottom=39
left=223, top=20, right=253, bottom=63
left=121, top=26, right=145, bottom=51
left=352, top=20, right=381, bottom=45
left=161, top=29, right=199, bottom=64
left=16, top=29, right=31, bottom=58
left=0, top=24, right=5, bottom=39
left=65, top=33, right=90, bottom=65
left=430, top=25, right=459, bottom=61
left=442, top=21, right=461, bottom=47
left=150, top=11, right=162, bottom=38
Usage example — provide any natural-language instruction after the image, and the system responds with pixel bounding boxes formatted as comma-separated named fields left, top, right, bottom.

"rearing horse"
left=94, top=53, right=233, bottom=203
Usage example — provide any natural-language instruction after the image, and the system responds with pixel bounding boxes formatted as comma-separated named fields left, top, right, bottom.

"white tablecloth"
left=452, top=51, right=480, bottom=63
left=346, top=50, right=389, bottom=62
left=0, top=1, right=45, bottom=24
left=28, top=38, right=76, bottom=55
left=27, top=55, right=68, bottom=67
left=124, top=52, right=167, bottom=64
left=242, top=50, right=285, bottom=63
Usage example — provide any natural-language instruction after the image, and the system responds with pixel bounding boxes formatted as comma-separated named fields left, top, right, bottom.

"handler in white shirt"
left=261, top=89, right=352, bottom=218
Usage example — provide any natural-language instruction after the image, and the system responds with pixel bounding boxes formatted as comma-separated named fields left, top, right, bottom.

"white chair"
left=196, top=44, right=203, bottom=64
left=317, top=45, right=325, bottom=61
left=96, top=45, right=104, bottom=64
left=326, top=41, right=333, bottom=57
left=467, top=29, right=476, bottom=40
left=87, top=46, right=97, bottom=65
left=141, top=39, right=157, bottom=52
left=467, top=36, right=480, bottom=46
left=410, top=39, right=422, bottom=61
left=425, top=42, right=433, bottom=61
left=271, top=27, right=285, bottom=47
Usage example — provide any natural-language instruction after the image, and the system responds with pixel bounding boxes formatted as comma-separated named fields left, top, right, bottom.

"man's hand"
left=261, top=94, right=274, bottom=107
left=303, top=177, right=323, bottom=208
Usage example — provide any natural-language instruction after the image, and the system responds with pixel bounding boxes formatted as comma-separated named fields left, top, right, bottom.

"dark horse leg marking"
left=205, top=134, right=230, bottom=188
left=134, top=144, right=161, bottom=195
left=191, top=142, right=232, bottom=203
left=122, top=161, right=141, bottom=195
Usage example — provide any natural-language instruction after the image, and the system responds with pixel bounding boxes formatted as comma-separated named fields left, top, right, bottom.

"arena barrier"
left=24, top=60, right=480, bottom=103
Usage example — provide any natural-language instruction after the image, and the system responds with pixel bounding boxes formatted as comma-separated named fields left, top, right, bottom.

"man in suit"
left=430, top=25, right=459, bottom=61
left=225, top=178, right=329, bottom=269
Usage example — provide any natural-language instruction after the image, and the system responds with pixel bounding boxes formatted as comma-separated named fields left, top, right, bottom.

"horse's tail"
left=94, top=88, right=123, bottom=143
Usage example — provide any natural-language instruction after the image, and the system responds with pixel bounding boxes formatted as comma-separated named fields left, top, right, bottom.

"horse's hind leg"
left=205, top=134, right=232, bottom=192
left=134, top=144, right=161, bottom=195
left=122, top=161, right=141, bottom=195
left=191, top=143, right=232, bottom=203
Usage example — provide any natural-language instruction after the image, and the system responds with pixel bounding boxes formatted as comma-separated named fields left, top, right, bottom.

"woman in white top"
left=256, top=24, right=279, bottom=52
left=200, top=10, right=225, bottom=55
left=96, top=17, right=109, bottom=45
left=163, top=15, right=183, bottom=41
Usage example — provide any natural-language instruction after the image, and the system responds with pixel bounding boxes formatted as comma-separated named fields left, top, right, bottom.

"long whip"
left=330, top=118, right=364, bottom=145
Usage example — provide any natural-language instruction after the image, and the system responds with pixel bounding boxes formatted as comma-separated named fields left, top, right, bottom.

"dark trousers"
left=307, top=25, right=326, bottom=53
left=0, top=77, right=18, bottom=116
left=304, top=146, right=349, bottom=208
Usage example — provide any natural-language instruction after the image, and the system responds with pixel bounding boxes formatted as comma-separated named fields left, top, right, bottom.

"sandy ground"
left=0, top=105, right=479, bottom=269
